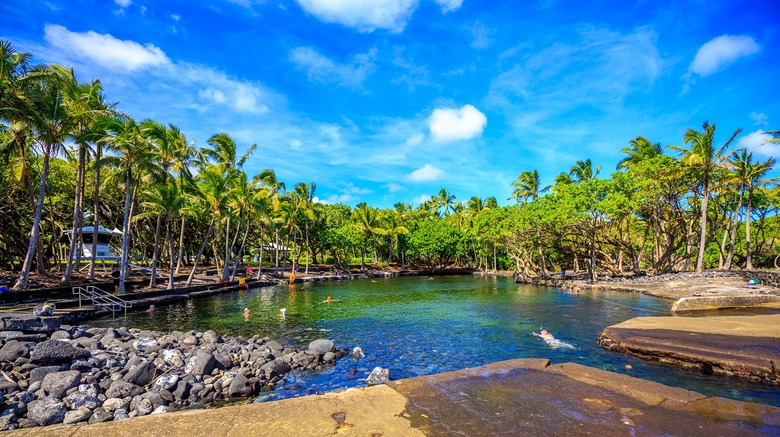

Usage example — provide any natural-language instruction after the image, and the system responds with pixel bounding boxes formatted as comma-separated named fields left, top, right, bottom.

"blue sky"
left=2, top=0, right=778, bottom=208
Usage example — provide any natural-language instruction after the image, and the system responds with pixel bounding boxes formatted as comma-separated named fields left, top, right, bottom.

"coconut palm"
left=432, top=188, right=457, bottom=217
left=617, top=136, right=663, bottom=170
left=12, top=67, right=75, bottom=289
left=136, top=181, right=185, bottom=288
left=353, top=203, right=385, bottom=271
left=570, top=159, right=600, bottom=183
left=294, top=182, right=317, bottom=273
left=96, top=116, right=163, bottom=292
left=509, top=169, right=548, bottom=203
left=381, top=209, right=409, bottom=265
left=669, top=121, right=742, bottom=273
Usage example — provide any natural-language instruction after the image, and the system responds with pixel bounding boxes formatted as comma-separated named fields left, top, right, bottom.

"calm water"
left=91, top=276, right=779, bottom=406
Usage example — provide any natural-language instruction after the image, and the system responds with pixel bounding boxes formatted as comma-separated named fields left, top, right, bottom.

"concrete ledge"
left=672, top=295, right=780, bottom=312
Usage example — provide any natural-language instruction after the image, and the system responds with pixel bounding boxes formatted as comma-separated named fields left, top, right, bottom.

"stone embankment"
left=0, top=317, right=348, bottom=431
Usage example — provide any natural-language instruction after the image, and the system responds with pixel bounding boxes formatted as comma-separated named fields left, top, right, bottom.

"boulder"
left=29, top=366, right=61, bottom=384
left=123, top=360, right=155, bottom=386
left=152, top=374, right=179, bottom=392
left=0, top=341, right=28, bottom=362
left=63, top=407, right=92, bottom=425
left=351, top=347, right=364, bottom=359
left=202, top=330, right=222, bottom=345
left=107, top=380, right=144, bottom=399
left=308, top=339, right=334, bottom=355
left=0, top=413, right=17, bottom=431
left=161, top=349, right=185, bottom=368
left=227, top=373, right=252, bottom=398
left=49, top=331, right=71, bottom=340
left=41, top=370, right=81, bottom=399
left=64, top=384, right=99, bottom=409
left=88, top=407, right=113, bottom=424
left=132, top=338, right=158, bottom=353
left=27, top=396, right=67, bottom=426
left=185, top=350, right=216, bottom=376
left=366, top=367, right=390, bottom=386
left=30, top=340, right=89, bottom=365
left=260, top=359, right=290, bottom=378
left=101, top=397, right=127, bottom=413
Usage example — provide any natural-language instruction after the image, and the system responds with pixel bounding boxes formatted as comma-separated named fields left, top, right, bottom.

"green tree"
left=669, top=121, right=741, bottom=273
left=509, top=169, right=547, bottom=203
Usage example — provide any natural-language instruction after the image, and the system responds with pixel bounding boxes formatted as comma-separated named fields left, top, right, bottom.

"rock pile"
left=0, top=326, right=347, bottom=430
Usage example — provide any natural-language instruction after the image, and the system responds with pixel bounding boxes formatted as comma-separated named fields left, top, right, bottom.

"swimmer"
left=325, top=296, right=332, bottom=303
left=278, top=308, right=286, bottom=318
left=243, top=307, right=251, bottom=318
left=146, top=304, right=155, bottom=314
left=532, top=328, right=575, bottom=349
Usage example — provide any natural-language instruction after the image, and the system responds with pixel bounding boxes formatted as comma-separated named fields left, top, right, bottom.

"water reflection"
left=90, top=276, right=779, bottom=406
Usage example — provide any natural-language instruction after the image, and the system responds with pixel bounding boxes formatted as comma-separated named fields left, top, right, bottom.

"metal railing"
left=72, top=286, right=132, bottom=317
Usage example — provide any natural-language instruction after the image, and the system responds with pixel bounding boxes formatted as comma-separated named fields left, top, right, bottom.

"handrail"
left=72, top=286, right=132, bottom=317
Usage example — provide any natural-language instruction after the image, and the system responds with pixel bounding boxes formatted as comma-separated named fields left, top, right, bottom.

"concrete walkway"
left=599, top=314, right=780, bottom=384
left=5, top=358, right=778, bottom=436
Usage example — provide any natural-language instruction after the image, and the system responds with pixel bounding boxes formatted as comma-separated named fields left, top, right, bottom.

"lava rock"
left=30, top=340, right=89, bottom=365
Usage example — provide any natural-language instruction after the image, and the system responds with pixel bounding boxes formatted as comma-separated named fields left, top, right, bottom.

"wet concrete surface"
left=7, top=358, right=779, bottom=436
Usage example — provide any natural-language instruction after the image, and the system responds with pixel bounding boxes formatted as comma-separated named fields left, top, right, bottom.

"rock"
left=64, top=384, right=99, bottom=409
left=88, top=407, right=113, bottom=424
left=151, top=405, right=169, bottom=415
left=351, top=347, right=364, bottom=359
left=0, top=413, right=17, bottom=431
left=322, top=352, right=336, bottom=362
left=0, top=341, right=28, bottom=362
left=308, top=339, right=334, bottom=355
left=134, top=398, right=153, bottom=416
left=27, top=396, right=67, bottom=426
left=366, top=367, right=389, bottom=386
left=152, top=374, right=179, bottom=392
left=50, top=331, right=71, bottom=340
left=132, top=338, right=158, bottom=353
left=0, top=380, right=18, bottom=393
left=161, top=349, right=185, bottom=368
left=123, top=360, right=155, bottom=386
left=63, top=407, right=92, bottom=424
left=227, top=373, right=252, bottom=398
left=102, top=397, right=127, bottom=413
left=185, top=350, right=216, bottom=376
left=173, top=378, right=193, bottom=401
left=260, top=360, right=291, bottom=378
left=107, top=380, right=144, bottom=398
left=41, top=370, right=81, bottom=399
left=30, top=340, right=89, bottom=365
left=202, top=330, right=222, bottom=345
left=113, top=408, right=130, bottom=421
left=29, top=366, right=62, bottom=384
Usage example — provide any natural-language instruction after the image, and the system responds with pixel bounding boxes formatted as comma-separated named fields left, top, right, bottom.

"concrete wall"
left=733, top=270, right=780, bottom=288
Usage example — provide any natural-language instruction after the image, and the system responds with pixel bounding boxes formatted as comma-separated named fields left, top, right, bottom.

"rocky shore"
left=0, top=321, right=349, bottom=430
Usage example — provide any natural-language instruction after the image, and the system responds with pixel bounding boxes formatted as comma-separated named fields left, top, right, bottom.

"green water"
left=91, top=275, right=780, bottom=406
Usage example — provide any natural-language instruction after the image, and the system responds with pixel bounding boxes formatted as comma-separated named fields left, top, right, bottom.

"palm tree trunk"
left=186, top=218, right=215, bottom=286
left=174, top=216, right=186, bottom=274
left=221, top=217, right=231, bottom=281
left=724, top=188, right=744, bottom=269
left=62, top=144, right=87, bottom=284
left=149, top=215, right=162, bottom=288
left=166, top=219, right=175, bottom=289
left=745, top=191, right=754, bottom=269
left=230, top=221, right=249, bottom=281
left=118, top=165, right=133, bottom=293
left=13, top=148, right=52, bottom=290
left=88, top=143, right=102, bottom=280
left=695, top=179, right=709, bottom=274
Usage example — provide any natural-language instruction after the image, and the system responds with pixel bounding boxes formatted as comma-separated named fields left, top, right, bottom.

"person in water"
left=278, top=308, right=286, bottom=318
left=532, top=329, right=575, bottom=349
left=238, top=275, right=248, bottom=289
left=325, top=296, right=332, bottom=303
left=243, top=307, right=251, bottom=318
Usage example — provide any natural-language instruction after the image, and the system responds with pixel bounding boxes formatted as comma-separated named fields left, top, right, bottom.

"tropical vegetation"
left=1, top=41, right=779, bottom=290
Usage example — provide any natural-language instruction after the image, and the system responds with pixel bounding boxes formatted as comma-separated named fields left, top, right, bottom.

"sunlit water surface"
left=90, top=276, right=779, bottom=406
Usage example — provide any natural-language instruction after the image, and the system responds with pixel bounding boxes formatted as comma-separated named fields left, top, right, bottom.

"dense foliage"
left=2, top=42, right=779, bottom=289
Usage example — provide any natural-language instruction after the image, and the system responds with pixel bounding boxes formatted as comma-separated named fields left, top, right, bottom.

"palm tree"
left=185, top=165, right=236, bottom=285
left=381, top=209, right=409, bottom=265
left=353, top=203, right=385, bottom=271
left=617, top=136, right=663, bottom=170
left=294, top=182, right=317, bottom=273
left=570, top=159, right=600, bottom=183
left=96, top=116, right=162, bottom=292
left=136, top=181, right=184, bottom=288
left=509, top=169, right=548, bottom=203
left=742, top=155, right=776, bottom=269
left=12, top=66, right=75, bottom=289
left=432, top=188, right=457, bottom=217
left=669, top=121, right=742, bottom=273
left=203, top=132, right=256, bottom=170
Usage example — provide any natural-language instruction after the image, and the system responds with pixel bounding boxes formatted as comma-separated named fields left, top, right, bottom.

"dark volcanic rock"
left=30, top=340, right=89, bottom=364
left=0, top=340, right=28, bottom=362
left=41, top=370, right=81, bottom=399
left=27, top=396, right=67, bottom=426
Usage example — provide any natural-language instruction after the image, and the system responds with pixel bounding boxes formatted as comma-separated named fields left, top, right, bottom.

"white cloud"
left=115, top=0, right=132, bottom=7
left=407, top=164, right=445, bottom=181
left=295, top=0, right=418, bottom=33
left=688, top=35, right=760, bottom=77
left=404, top=133, right=424, bottom=146
left=289, top=47, right=376, bottom=88
left=434, top=0, right=463, bottom=13
left=384, top=182, right=406, bottom=192
left=413, top=193, right=431, bottom=205
left=171, top=14, right=181, bottom=21
left=750, top=112, right=768, bottom=126
left=181, top=63, right=270, bottom=114
left=738, top=129, right=780, bottom=158
left=428, top=104, right=487, bottom=142
left=44, top=24, right=170, bottom=72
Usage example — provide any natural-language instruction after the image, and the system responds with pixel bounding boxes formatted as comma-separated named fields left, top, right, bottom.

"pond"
left=91, top=275, right=779, bottom=406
